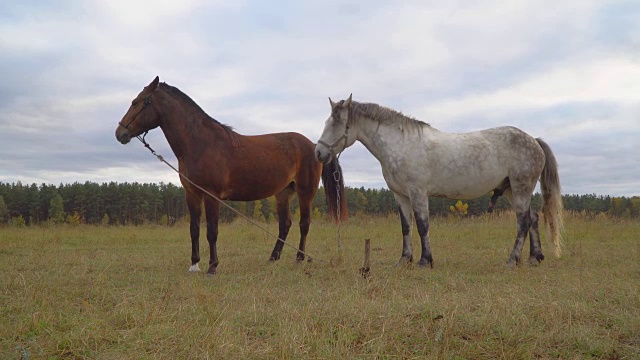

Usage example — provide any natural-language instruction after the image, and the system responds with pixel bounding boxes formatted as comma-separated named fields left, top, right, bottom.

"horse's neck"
left=355, top=116, right=420, bottom=161
left=157, top=99, right=232, bottom=158
left=356, top=117, right=439, bottom=162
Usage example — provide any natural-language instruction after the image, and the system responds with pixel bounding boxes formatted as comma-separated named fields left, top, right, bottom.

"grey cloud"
left=0, top=1, right=638, bottom=197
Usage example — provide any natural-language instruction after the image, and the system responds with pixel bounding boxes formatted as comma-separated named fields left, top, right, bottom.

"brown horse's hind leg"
left=296, top=186, right=318, bottom=262
left=270, top=184, right=295, bottom=261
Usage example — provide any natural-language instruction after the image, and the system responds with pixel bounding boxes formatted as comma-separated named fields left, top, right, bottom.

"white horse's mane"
left=352, top=101, right=429, bottom=130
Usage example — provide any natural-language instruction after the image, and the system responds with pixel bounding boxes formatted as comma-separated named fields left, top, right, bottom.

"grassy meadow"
left=1, top=212, right=639, bottom=359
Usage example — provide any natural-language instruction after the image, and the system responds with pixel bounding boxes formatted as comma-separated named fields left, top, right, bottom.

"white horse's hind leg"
left=503, top=186, right=544, bottom=266
left=528, top=209, right=544, bottom=266
left=506, top=186, right=535, bottom=267
left=507, top=211, right=530, bottom=267
left=394, top=193, right=413, bottom=265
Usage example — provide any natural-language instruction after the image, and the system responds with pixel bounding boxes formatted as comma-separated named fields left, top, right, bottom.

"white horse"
left=315, top=95, right=563, bottom=267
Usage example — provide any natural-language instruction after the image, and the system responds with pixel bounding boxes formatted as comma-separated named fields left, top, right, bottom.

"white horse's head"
left=315, top=94, right=355, bottom=163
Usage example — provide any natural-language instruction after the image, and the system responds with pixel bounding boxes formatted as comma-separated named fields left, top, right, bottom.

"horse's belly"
left=427, top=171, right=505, bottom=199
left=227, top=181, right=291, bottom=201
left=381, top=156, right=507, bottom=200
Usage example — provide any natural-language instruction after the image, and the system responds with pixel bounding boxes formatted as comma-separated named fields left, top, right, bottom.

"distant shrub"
left=10, top=215, right=26, bottom=228
left=66, top=212, right=82, bottom=226
left=449, top=200, right=469, bottom=217
left=312, top=208, right=322, bottom=220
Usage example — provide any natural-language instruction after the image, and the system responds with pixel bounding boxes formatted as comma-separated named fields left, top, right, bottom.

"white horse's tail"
left=536, top=138, right=564, bottom=257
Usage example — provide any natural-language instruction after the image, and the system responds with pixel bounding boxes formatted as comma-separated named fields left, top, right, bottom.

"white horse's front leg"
left=411, top=192, right=433, bottom=268
left=394, top=193, right=414, bottom=265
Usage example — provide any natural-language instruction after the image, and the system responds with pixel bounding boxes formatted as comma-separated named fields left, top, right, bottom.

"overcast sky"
left=1, top=1, right=639, bottom=197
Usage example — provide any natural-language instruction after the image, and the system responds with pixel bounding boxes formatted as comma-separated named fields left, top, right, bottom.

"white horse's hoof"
left=188, top=264, right=201, bottom=272
left=395, top=256, right=413, bottom=267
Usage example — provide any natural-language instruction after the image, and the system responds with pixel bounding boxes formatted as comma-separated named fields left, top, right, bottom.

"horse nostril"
left=316, top=150, right=321, bottom=159
left=116, top=129, right=131, bottom=144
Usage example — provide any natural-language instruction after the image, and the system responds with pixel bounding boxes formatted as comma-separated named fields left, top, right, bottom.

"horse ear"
left=329, top=97, right=337, bottom=108
left=149, top=76, right=160, bottom=91
left=344, top=93, right=353, bottom=107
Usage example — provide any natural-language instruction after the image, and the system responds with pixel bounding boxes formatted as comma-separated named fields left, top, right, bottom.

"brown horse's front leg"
left=204, top=198, right=220, bottom=275
left=271, top=216, right=292, bottom=261
left=186, top=192, right=202, bottom=272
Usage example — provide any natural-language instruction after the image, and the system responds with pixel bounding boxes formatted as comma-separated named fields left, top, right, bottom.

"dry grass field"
left=1, top=212, right=639, bottom=359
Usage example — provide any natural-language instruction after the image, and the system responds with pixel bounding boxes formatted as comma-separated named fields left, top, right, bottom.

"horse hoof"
left=528, top=254, right=544, bottom=267
left=417, top=258, right=433, bottom=268
left=206, top=271, right=216, bottom=277
left=269, top=252, right=281, bottom=262
left=206, top=265, right=217, bottom=275
left=395, top=256, right=413, bottom=266
left=188, top=264, right=201, bottom=272
left=505, top=259, right=519, bottom=268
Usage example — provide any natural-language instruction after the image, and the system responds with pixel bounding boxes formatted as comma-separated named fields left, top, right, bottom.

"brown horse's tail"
left=321, top=158, right=349, bottom=222
left=536, top=138, right=564, bottom=257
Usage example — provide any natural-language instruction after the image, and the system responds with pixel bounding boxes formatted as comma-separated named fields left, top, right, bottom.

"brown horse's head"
left=115, top=76, right=161, bottom=144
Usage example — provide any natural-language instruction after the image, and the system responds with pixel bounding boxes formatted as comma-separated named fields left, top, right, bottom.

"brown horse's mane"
left=159, top=82, right=239, bottom=146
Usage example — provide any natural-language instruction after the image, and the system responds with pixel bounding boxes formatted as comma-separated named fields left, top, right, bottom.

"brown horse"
left=115, top=76, right=347, bottom=275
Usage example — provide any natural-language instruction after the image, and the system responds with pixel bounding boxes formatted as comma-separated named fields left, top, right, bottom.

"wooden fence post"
left=361, top=238, right=371, bottom=278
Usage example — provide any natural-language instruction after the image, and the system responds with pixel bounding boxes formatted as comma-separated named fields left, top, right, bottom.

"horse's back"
left=480, top=126, right=545, bottom=175
left=443, top=126, right=544, bottom=165
left=480, top=126, right=540, bottom=150
left=245, top=131, right=315, bottom=152
left=253, top=132, right=319, bottom=167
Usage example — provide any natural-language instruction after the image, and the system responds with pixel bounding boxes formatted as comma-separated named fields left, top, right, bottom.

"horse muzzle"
left=315, top=145, right=333, bottom=164
left=116, top=128, right=131, bottom=144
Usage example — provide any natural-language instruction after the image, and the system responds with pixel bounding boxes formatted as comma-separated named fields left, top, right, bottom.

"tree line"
left=0, top=181, right=638, bottom=226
